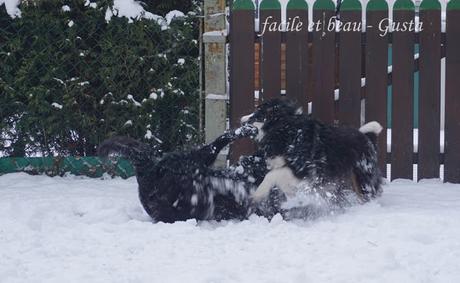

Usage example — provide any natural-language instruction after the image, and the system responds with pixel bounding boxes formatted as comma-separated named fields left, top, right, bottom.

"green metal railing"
left=0, top=157, right=135, bottom=179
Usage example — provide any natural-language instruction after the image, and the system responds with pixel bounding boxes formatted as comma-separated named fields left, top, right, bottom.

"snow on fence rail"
left=227, top=0, right=460, bottom=183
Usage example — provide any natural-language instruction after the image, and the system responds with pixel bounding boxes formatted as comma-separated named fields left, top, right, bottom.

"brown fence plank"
left=255, top=43, right=261, bottom=90
left=444, top=1, right=460, bottom=182
left=391, top=0, right=415, bottom=180
left=338, top=0, right=362, bottom=127
left=286, top=0, right=309, bottom=110
left=259, top=0, right=282, bottom=100
left=312, top=0, right=336, bottom=124
left=418, top=0, right=441, bottom=180
left=229, top=1, right=256, bottom=162
left=365, top=0, right=389, bottom=177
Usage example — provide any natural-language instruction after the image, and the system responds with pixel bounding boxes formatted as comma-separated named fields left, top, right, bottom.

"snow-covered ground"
left=1, top=173, right=460, bottom=283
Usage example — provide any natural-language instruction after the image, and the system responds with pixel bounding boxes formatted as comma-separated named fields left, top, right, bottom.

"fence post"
left=229, top=0, right=256, bottom=163
left=259, top=0, right=282, bottom=100
left=286, top=0, right=309, bottom=110
left=391, top=0, right=415, bottom=180
left=312, top=0, right=337, bottom=124
left=444, top=0, right=460, bottom=182
left=338, top=0, right=362, bottom=128
left=365, top=0, right=389, bottom=177
left=203, top=0, right=228, bottom=166
left=418, top=0, right=441, bottom=180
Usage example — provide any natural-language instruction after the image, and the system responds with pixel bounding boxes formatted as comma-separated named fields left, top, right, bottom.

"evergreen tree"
left=0, top=0, right=200, bottom=157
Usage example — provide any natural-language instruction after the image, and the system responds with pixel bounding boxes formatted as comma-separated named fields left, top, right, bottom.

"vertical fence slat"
left=365, top=0, right=389, bottom=177
left=230, top=0, right=255, bottom=162
left=255, top=43, right=261, bottom=91
left=444, top=0, right=460, bottom=182
left=418, top=0, right=441, bottom=180
left=338, top=0, right=362, bottom=127
left=286, top=0, right=309, bottom=109
left=312, top=0, right=336, bottom=124
left=260, top=0, right=282, bottom=100
left=391, top=0, right=415, bottom=180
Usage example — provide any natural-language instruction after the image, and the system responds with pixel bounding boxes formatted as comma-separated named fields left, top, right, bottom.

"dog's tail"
left=359, top=121, right=383, bottom=145
left=98, top=136, right=155, bottom=168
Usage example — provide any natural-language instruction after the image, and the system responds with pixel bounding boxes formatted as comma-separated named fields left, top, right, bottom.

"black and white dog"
left=241, top=98, right=383, bottom=206
left=98, top=126, right=269, bottom=223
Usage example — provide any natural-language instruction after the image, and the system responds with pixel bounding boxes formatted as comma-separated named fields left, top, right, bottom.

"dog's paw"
left=236, top=124, right=258, bottom=138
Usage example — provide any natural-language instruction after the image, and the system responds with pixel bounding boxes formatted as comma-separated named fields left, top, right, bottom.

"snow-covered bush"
left=0, top=0, right=200, bottom=157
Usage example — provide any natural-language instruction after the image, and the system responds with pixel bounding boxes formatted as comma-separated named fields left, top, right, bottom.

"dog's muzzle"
left=236, top=124, right=258, bottom=139
left=240, top=113, right=254, bottom=124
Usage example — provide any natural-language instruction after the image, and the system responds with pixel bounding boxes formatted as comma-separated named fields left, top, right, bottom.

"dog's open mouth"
left=240, top=113, right=254, bottom=124
left=240, top=113, right=265, bottom=141
left=240, top=121, right=264, bottom=142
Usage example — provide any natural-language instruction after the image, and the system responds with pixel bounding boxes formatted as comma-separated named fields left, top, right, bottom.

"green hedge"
left=0, top=0, right=200, bottom=159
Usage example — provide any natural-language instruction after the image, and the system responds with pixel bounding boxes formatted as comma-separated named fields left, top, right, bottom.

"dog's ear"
left=265, top=104, right=276, bottom=119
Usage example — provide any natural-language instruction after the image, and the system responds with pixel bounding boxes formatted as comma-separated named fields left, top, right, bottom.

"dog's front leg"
left=251, top=157, right=288, bottom=202
left=252, top=170, right=278, bottom=202
left=252, top=167, right=301, bottom=202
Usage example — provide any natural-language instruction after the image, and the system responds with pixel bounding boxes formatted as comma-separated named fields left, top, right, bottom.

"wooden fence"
left=229, top=0, right=460, bottom=182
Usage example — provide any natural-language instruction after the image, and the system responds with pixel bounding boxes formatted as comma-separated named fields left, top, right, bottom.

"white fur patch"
left=359, top=121, right=383, bottom=135
left=267, top=156, right=286, bottom=170
left=357, top=158, right=373, bottom=173
left=253, top=122, right=265, bottom=141
left=240, top=113, right=254, bottom=123
left=252, top=167, right=301, bottom=201
left=190, top=194, right=198, bottom=206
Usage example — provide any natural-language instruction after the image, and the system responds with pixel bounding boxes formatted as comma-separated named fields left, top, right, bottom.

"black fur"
left=243, top=98, right=383, bottom=203
left=98, top=126, right=270, bottom=223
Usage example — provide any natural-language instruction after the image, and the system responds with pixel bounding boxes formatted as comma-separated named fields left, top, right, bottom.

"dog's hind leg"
left=196, top=125, right=258, bottom=166
left=350, top=171, right=365, bottom=203
left=194, top=133, right=237, bottom=166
